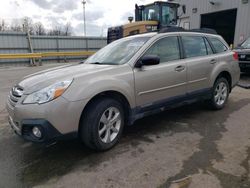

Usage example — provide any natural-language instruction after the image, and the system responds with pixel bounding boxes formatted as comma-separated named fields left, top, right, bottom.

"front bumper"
left=6, top=95, right=88, bottom=143
left=9, top=117, right=63, bottom=143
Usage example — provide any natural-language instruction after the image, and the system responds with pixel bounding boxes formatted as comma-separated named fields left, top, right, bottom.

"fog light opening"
left=32, top=127, right=42, bottom=138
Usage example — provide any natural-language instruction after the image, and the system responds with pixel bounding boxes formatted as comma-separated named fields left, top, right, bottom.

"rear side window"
left=209, top=37, right=228, bottom=53
left=182, top=36, right=207, bottom=58
left=144, top=36, right=180, bottom=63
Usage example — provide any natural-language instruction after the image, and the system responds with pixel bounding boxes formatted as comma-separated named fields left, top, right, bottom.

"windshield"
left=138, top=4, right=177, bottom=25
left=241, top=37, right=250, bottom=49
left=85, top=37, right=150, bottom=65
left=161, top=5, right=177, bottom=25
left=142, top=5, right=160, bottom=21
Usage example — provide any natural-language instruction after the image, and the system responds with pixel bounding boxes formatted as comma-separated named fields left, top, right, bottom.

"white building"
left=177, top=0, right=250, bottom=46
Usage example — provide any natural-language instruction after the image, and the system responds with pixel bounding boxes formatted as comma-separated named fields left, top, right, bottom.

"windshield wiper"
left=90, top=62, right=115, bottom=65
left=90, top=62, right=102, bottom=64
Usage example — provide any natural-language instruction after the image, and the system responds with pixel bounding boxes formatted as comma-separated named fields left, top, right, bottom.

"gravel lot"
left=0, top=64, right=250, bottom=188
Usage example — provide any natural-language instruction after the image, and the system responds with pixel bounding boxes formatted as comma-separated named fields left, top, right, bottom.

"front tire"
left=208, top=77, right=229, bottom=110
left=80, top=98, right=124, bottom=151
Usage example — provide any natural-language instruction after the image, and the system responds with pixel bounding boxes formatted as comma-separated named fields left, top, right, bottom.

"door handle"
left=210, top=59, right=217, bottom=64
left=175, top=65, right=185, bottom=72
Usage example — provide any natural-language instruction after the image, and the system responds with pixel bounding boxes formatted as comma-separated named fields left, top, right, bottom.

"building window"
left=183, top=22, right=190, bottom=30
left=192, top=8, right=198, bottom=13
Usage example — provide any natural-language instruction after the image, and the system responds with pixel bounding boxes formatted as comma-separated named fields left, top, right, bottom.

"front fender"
left=63, top=71, right=136, bottom=108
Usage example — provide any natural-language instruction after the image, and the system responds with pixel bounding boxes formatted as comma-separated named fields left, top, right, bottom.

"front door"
left=134, top=36, right=187, bottom=111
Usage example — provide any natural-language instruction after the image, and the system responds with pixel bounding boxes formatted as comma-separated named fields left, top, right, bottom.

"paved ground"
left=0, top=64, right=250, bottom=188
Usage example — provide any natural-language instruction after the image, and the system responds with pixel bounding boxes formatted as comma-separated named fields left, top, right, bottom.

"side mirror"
left=79, top=61, right=85, bottom=64
left=135, top=55, right=160, bottom=68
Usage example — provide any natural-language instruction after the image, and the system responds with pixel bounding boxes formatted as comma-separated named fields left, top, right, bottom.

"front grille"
left=22, top=126, right=32, bottom=136
left=8, top=86, right=24, bottom=107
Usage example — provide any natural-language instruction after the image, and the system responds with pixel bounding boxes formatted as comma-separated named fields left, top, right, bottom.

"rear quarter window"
left=209, top=37, right=228, bottom=53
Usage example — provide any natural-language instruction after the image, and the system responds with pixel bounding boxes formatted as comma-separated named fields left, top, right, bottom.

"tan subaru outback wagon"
left=7, top=31, right=240, bottom=150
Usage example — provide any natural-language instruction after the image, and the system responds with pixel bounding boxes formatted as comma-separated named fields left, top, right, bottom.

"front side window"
left=182, top=36, right=207, bottom=58
left=143, top=36, right=180, bottom=63
left=209, top=37, right=228, bottom=53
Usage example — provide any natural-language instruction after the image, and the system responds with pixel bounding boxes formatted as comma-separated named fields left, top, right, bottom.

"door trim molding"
left=128, top=87, right=212, bottom=125
left=188, top=77, right=207, bottom=84
left=138, top=82, right=187, bottom=96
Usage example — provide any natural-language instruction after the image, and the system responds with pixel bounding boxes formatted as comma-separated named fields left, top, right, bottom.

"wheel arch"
left=214, top=71, right=232, bottom=92
left=78, top=90, right=132, bottom=133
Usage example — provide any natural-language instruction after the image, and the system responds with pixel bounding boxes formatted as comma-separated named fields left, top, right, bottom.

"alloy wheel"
left=98, top=107, right=121, bottom=144
left=214, top=82, right=228, bottom=106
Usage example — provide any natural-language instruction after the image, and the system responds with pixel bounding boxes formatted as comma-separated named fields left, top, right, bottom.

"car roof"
left=168, top=31, right=220, bottom=38
left=124, top=31, right=225, bottom=46
left=126, top=32, right=158, bottom=39
left=130, top=31, right=220, bottom=39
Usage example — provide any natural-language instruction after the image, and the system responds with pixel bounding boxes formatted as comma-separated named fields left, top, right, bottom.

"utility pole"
left=24, top=23, right=35, bottom=66
left=82, top=0, right=88, bottom=51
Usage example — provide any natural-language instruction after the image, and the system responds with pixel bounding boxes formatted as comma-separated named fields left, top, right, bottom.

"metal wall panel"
left=178, top=0, right=250, bottom=45
left=0, top=32, right=107, bottom=65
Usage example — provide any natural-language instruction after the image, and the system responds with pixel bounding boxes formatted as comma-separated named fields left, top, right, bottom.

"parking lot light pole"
left=82, top=0, right=86, bottom=36
left=82, top=0, right=88, bottom=51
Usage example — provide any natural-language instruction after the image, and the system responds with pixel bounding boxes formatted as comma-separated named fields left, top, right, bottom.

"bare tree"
left=10, top=19, right=22, bottom=32
left=6, top=17, right=75, bottom=36
left=0, top=20, right=7, bottom=31
left=34, top=22, right=46, bottom=35
left=47, top=23, right=73, bottom=36
left=48, top=25, right=63, bottom=36
left=4, top=17, right=73, bottom=36
left=22, top=17, right=34, bottom=34
left=63, top=22, right=72, bottom=36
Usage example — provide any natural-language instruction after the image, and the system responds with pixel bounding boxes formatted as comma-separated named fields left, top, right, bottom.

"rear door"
left=134, top=36, right=187, bottom=110
left=181, top=35, right=215, bottom=94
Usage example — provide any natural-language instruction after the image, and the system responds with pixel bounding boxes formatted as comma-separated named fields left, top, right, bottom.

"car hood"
left=18, top=63, right=117, bottom=94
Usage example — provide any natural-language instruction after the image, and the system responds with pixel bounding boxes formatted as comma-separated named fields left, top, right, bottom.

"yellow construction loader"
left=107, top=1, right=181, bottom=43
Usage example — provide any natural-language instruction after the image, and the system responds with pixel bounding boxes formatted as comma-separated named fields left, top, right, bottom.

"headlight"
left=23, top=80, right=73, bottom=104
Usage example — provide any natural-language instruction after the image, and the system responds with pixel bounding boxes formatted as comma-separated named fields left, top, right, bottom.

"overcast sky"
left=0, top=0, right=156, bottom=36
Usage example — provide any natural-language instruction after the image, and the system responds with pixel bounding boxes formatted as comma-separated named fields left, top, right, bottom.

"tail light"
left=233, top=52, right=238, bottom=60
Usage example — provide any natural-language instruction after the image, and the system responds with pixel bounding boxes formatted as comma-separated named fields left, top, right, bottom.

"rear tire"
left=80, top=97, right=124, bottom=151
left=208, top=77, right=229, bottom=110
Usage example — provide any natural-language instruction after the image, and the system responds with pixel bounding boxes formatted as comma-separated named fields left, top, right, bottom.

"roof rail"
left=189, top=28, right=217, bottom=34
left=158, top=26, right=185, bottom=33
left=159, top=27, right=218, bottom=35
